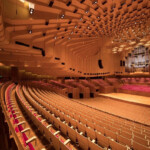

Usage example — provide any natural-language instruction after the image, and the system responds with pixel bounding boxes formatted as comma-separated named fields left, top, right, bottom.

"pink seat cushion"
left=15, top=127, right=19, bottom=133
left=18, top=125, right=24, bottom=131
left=15, top=119, right=19, bottom=124
left=22, top=133, right=35, bottom=150
left=120, top=84, right=150, bottom=92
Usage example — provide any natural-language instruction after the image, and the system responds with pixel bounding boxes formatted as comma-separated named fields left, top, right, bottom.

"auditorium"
left=0, top=0, right=150, bottom=149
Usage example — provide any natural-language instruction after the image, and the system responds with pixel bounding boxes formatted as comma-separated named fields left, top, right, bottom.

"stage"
left=99, top=93, right=150, bottom=107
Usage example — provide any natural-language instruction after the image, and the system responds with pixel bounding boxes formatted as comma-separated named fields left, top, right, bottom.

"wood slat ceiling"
left=0, top=0, right=150, bottom=77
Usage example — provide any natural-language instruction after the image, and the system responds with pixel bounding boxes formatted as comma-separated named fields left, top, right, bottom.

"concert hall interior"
left=0, top=0, right=150, bottom=150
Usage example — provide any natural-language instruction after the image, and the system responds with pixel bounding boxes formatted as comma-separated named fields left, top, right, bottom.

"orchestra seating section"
left=16, top=77, right=150, bottom=99
left=31, top=79, right=117, bottom=99
left=106, top=78, right=121, bottom=87
left=116, top=77, right=150, bottom=97
left=90, top=79, right=115, bottom=93
left=1, top=81, right=150, bottom=150
left=40, top=78, right=119, bottom=98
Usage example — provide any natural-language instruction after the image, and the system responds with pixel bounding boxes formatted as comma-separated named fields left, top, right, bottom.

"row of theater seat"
left=121, top=78, right=150, bottom=84
left=41, top=90, right=148, bottom=150
left=21, top=82, right=150, bottom=150
left=16, top=85, right=77, bottom=150
left=79, top=95, right=150, bottom=125
left=1, top=82, right=150, bottom=150
left=120, top=84, right=150, bottom=93
left=91, top=79, right=115, bottom=93
left=26, top=86, right=107, bottom=150
left=1, top=83, right=78, bottom=150
left=44, top=90, right=150, bottom=146
left=3, top=83, right=43, bottom=150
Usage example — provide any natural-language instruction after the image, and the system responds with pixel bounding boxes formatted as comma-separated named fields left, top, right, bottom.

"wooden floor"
left=99, top=93, right=150, bottom=106
left=74, top=94, right=150, bottom=125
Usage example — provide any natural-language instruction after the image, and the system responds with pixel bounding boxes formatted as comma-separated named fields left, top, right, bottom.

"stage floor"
left=99, top=93, right=150, bottom=106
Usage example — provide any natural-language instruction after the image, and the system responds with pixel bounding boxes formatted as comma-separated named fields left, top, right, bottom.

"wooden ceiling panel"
left=0, top=0, right=149, bottom=77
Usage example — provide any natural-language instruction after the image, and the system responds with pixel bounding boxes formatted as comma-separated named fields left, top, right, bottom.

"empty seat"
left=117, top=135, right=132, bottom=147
left=109, top=139, right=127, bottom=150
left=88, top=140, right=103, bottom=150
left=134, top=136, right=149, bottom=147
left=77, top=133, right=89, bottom=150
left=95, top=125, right=105, bottom=135
left=133, top=141, right=150, bottom=150
left=77, top=122, right=86, bottom=134
left=104, top=128, right=117, bottom=141
left=51, top=134, right=60, bottom=150
left=67, top=126, right=77, bottom=143
left=96, top=132, right=109, bottom=148
left=59, top=121, right=67, bottom=135
left=86, top=127, right=96, bottom=140
left=120, top=131, right=132, bottom=139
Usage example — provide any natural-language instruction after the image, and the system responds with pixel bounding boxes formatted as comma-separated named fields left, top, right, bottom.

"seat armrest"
left=41, top=119, right=46, bottom=123
left=21, top=128, right=30, bottom=133
left=47, top=124, right=52, bottom=128
left=13, top=112, right=20, bottom=115
left=54, top=131, right=60, bottom=135
left=26, top=136, right=37, bottom=145
left=64, top=139, right=71, bottom=145
left=15, top=116, right=22, bottom=119
left=17, top=121, right=26, bottom=126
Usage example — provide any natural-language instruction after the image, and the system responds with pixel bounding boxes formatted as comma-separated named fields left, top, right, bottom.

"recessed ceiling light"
left=28, top=30, right=32, bottom=34
left=29, top=3, right=34, bottom=14
left=29, top=8, right=34, bottom=14
left=85, top=10, right=89, bottom=13
left=93, top=0, right=98, bottom=4
left=20, top=0, right=25, bottom=3
left=61, top=14, right=65, bottom=19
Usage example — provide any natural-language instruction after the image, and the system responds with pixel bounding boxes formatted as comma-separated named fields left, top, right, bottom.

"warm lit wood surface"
left=99, top=93, right=150, bottom=106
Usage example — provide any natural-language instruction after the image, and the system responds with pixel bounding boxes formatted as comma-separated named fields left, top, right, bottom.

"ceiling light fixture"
left=28, top=30, right=32, bottom=34
left=93, top=0, right=98, bottom=4
left=29, top=3, right=34, bottom=14
left=29, top=8, right=34, bottom=14
left=61, top=14, right=65, bottom=19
